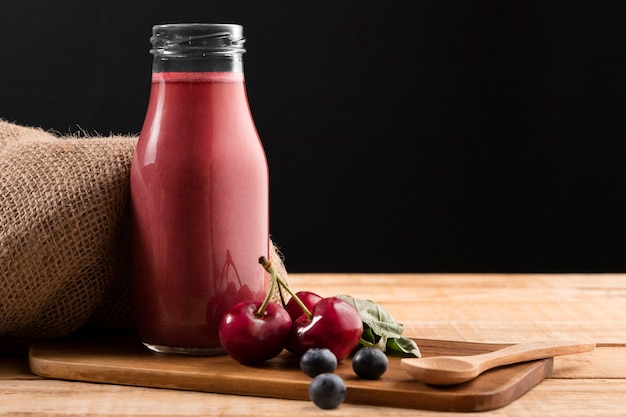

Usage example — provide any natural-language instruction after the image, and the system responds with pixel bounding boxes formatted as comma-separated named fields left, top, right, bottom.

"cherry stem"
left=255, top=256, right=277, bottom=317
left=258, top=256, right=313, bottom=320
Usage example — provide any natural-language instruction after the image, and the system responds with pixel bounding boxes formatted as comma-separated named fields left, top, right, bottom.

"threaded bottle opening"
left=150, top=23, right=246, bottom=73
left=150, top=23, right=246, bottom=58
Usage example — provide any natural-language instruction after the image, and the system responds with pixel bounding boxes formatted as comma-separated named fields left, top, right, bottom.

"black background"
left=1, top=1, right=626, bottom=273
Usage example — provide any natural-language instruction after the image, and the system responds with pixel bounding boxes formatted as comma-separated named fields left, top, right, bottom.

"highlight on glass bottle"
left=130, top=23, right=269, bottom=355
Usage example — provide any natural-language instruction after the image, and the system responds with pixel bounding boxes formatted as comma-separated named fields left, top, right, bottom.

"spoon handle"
left=477, top=340, right=595, bottom=372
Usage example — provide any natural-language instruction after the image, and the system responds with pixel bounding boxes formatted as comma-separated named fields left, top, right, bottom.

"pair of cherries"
left=217, top=257, right=363, bottom=364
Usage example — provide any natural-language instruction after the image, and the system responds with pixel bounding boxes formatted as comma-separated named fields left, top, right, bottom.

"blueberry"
left=300, top=348, right=338, bottom=377
left=351, top=347, right=388, bottom=380
left=308, top=373, right=346, bottom=409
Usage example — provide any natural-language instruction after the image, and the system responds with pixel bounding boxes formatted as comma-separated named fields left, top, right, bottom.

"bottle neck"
left=151, top=71, right=245, bottom=83
left=152, top=55, right=243, bottom=73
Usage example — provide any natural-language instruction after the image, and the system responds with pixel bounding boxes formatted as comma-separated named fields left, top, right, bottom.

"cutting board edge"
left=28, top=335, right=554, bottom=412
left=342, top=358, right=554, bottom=412
left=29, top=354, right=307, bottom=399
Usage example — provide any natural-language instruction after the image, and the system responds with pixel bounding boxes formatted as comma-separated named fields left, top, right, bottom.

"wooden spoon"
left=400, top=340, right=595, bottom=385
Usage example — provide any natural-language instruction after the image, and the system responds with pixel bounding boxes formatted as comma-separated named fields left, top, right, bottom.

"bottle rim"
left=150, top=23, right=246, bottom=57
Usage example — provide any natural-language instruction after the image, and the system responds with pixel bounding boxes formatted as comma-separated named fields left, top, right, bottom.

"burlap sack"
left=0, top=119, right=288, bottom=340
left=0, top=120, right=136, bottom=339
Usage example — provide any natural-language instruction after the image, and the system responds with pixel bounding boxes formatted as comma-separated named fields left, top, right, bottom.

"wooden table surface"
left=1, top=273, right=624, bottom=416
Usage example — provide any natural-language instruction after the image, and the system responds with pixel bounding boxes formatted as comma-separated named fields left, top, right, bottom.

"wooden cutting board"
left=28, top=334, right=553, bottom=412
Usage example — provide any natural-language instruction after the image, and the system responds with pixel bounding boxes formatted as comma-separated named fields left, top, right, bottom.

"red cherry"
left=290, top=297, right=363, bottom=361
left=283, top=291, right=323, bottom=353
left=285, top=291, right=323, bottom=321
left=218, top=301, right=292, bottom=364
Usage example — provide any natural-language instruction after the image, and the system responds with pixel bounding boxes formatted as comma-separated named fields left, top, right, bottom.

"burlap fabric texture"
left=0, top=120, right=137, bottom=339
left=0, top=120, right=287, bottom=340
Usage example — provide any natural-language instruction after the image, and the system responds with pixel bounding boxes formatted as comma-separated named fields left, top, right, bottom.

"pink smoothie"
left=131, top=71, right=269, bottom=352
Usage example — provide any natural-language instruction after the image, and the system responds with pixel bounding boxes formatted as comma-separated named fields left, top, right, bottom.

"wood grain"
left=29, top=335, right=553, bottom=412
left=2, top=273, right=625, bottom=416
left=289, top=273, right=626, bottom=344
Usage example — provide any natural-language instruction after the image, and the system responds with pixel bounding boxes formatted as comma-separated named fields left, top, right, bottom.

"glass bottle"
left=130, top=23, right=269, bottom=355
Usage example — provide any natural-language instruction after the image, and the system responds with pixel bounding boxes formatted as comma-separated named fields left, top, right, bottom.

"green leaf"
left=337, top=294, right=421, bottom=358
left=338, top=295, right=404, bottom=338
left=360, top=325, right=378, bottom=345
left=386, top=337, right=421, bottom=358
